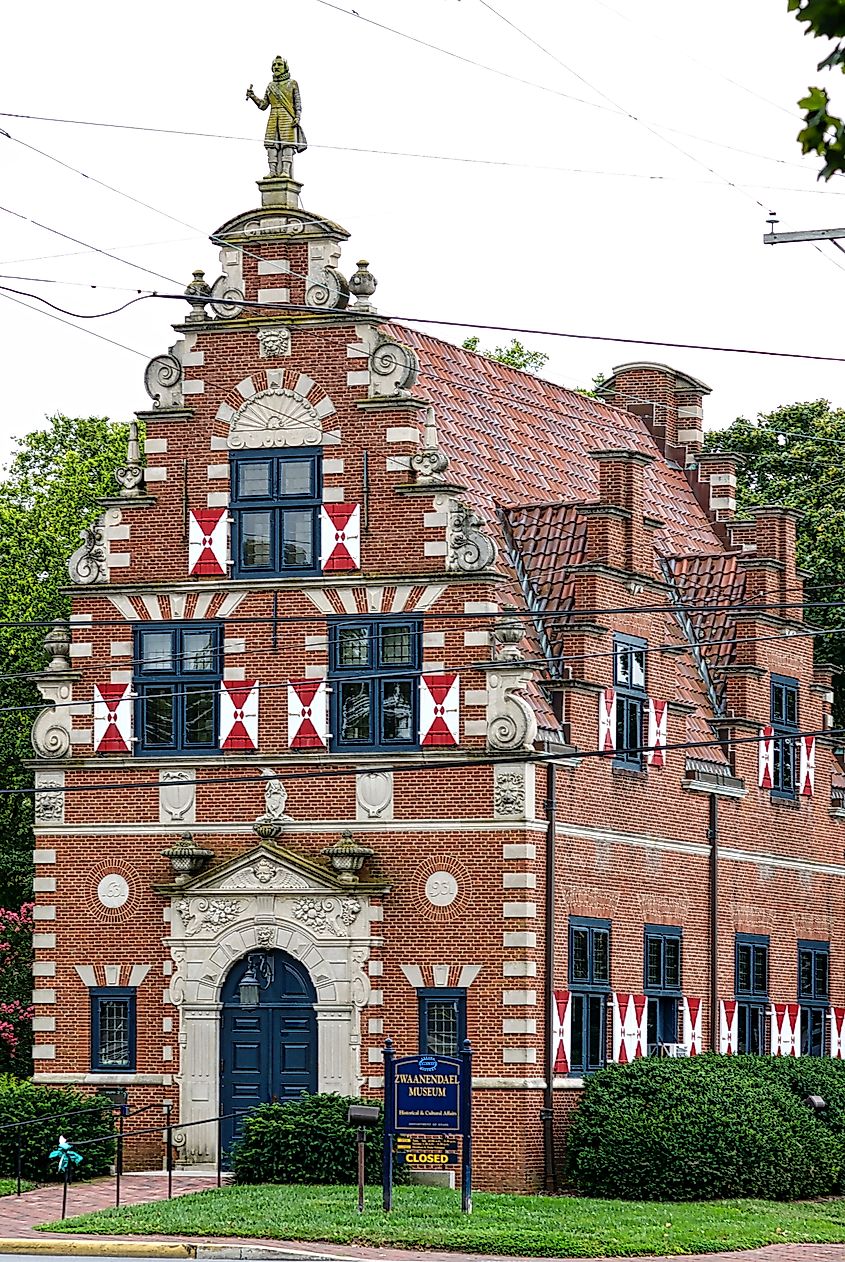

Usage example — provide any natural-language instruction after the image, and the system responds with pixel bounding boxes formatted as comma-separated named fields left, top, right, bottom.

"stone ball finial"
left=349, top=260, right=377, bottom=307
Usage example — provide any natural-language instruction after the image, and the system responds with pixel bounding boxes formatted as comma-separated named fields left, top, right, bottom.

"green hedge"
left=0, top=1076, right=116, bottom=1181
left=232, top=1094, right=390, bottom=1185
left=566, top=1055, right=845, bottom=1201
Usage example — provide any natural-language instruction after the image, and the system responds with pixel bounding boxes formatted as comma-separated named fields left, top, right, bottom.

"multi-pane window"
left=771, top=674, right=799, bottom=798
left=569, top=918, right=611, bottom=1074
left=418, top=989, right=466, bottom=1056
left=736, top=934, right=769, bottom=1054
left=329, top=619, right=421, bottom=751
left=231, top=450, right=321, bottom=577
left=614, top=635, right=646, bottom=767
left=799, top=940, right=829, bottom=1057
left=90, top=989, right=136, bottom=1072
left=644, top=925, right=682, bottom=1053
left=134, top=624, right=221, bottom=755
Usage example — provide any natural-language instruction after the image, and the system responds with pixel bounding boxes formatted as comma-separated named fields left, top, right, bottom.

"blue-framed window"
left=614, top=635, right=646, bottom=767
left=799, top=939, right=829, bottom=1057
left=90, top=988, right=136, bottom=1072
left=328, top=618, right=421, bottom=752
left=644, top=925, right=682, bottom=1052
left=230, top=449, right=322, bottom=577
left=569, top=917, right=611, bottom=1073
left=418, top=989, right=466, bottom=1056
left=134, top=624, right=221, bottom=755
left=736, top=933, right=769, bottom=1054
left=771, top=674, right=799, bottom=798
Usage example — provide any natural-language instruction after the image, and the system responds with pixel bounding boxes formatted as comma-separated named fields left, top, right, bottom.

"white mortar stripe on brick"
left=503, top=932, right=536, bottom=949
left=106, top=594, right=139, bottom=621
left=424, top=511, right=448, bottom=528
left=32, top=1045, right=56, bottom=1060
left=210, top=434, right=228, bottom=450
left=368, top=1018, right=384, bottom=1035
left=162, top=1046, right=173, bottom=1061
left=110, top=670, right=132, bottom=684
left=224, top=637, right=246, bottom=653
left=457, top=965, right=482, bottom=989
left=314, top=399, right=337, bottom=421
left=216, top=403, right=235, bottom=423
left=33, top=877, right=56, bottom=893
left=33, top=907, right=56, bottom=921
left=141, top=595, right=163, bottom=620
left=33, top=849, right=56, bottom=864
left=194, top=593, right=214, bottom=620
left=305, top=635, right=329, bottom=651
left=368, top=960, right=384, bottom=977
left=503, top=1019, right=537, bottom=1034
left=110, top=641, right=132, bottom=657
left=503, top=843, right=536, bottom=860
left=32, top=989, right=56, bottom=1004
left=218, top=592, right=249, bottom=618
left=464, top=630, right=489, bottom=646
left=386, top=427, right=420, bottom=443
left=303, top=589, right=337, bottom=615
left=207, top=465, right=230, bottom=479
left=257, top=288, right=290, bottom=305
left=422, top=631, right=445, bottom=648
left=108, top=554, right=130, bottom=569
left=322, top=486, right=346, bottom=502
left=304, top=665, right=327, bottom=679
left=207, top=491, right=228, bottom=508
left=386, top=455, right=411, bottom=472
left=503, top=1048, right=537, bottom=1064
left=323, top=458, right=344, bottom=475
left=369, top=990, right=384, bottom=1006
left=145, top=437, right=168, bottom=454
left=414, top=584, right=447, bottom=612
left=347, top=370, right=369, bottom=387
left=464, top=720, right=487, bottom=737
left=32, top=962, right=56, bottom=977
left=145, top=467, right=168, bottom=481
left=182, top=380, right=205, bottom=396
left=294, top=373, right=315, bottom=396
left=390, top=585, right=414, bottom=613
left=503, top=961, right=537, bottom=977
left=504, top=873, right=536, bottom=889
left=33, top=934, right=56, bottom=949
left=69, top=643, right=92, bottom=658
left=257, top=259, right=291, bottom=275
left=399, top=965, right=425, bottom=989
left=503, top=990, right=537, bottom=1005
left=464, top=600, right=498, bottom=613
left=503, top=902, right=537, bottom=919
left=32, top=1016, right=55, bottom=1032
left=424, top=541, right=447, bottom=557
left=337, top=589, right=358, bottom=615
left=464, top=690, right=488, bottom=707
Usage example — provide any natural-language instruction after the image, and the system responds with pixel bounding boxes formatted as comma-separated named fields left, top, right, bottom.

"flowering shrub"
left=0, top=904, right=33, bottom=1077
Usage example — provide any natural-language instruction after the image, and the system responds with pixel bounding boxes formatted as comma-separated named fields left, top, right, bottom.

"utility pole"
left=764, top=212, right=845, bottom=255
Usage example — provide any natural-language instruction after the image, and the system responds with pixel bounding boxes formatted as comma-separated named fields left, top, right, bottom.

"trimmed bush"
left=566, top=1054, right=843, bottom=1201
left=0, top=1076, right=116, bottom=1181
left=232, top=1093, right=390, bottom=1185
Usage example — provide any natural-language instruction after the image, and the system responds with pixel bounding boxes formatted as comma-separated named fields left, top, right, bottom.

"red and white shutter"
left=798, top=735, right=816, bottom=797
left=552, top=990, right=572, bottom=1076
left=758, top=724, right=774, bottom=789
left=220, top=680, right=259, bottom=751
left=598, top=687, right=617, bottom=754
left=320, top=503, right=360, bottom=572
left=771, top=1002, right=801, bottom=1056
left=287, top=680, right=328, bottom=749
left=93, top=683, right=132, bottom=753
left=612, top=993, right=648, bottom=1063
left=720, top=999, right=738, bottom=1054
left=188, top=508, right=228, bottom=576
left=830, top=1007, right=845, bottom=1058
left=420, top=673, right=460, bottom=747
left=646, top=697, right=667, bottom=767
left=682, top=996, right=703, bottom=1056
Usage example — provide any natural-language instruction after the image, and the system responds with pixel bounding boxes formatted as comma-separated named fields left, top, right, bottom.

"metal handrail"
left=1, top=1101, right=120, bottom=1196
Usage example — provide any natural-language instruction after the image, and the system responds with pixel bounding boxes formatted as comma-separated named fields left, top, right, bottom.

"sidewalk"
left=4, top=1177, right=845, bottom=1262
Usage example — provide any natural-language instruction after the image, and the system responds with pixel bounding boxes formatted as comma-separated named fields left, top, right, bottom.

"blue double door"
left=219, top=949, right=317, bottom=1152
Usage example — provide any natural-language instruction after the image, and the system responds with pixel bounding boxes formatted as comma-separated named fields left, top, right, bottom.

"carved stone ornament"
left=115, top=417, right=146, bottom=498
left=486, top=666, right=538, bottom=753
left=228, top=387, right=322, bottom=450
left=143, top=353, right=183, bottom=409
left=163, top=834, right=215, bottom=886
left=348, top=260, right=377, bottom=310
left=209, top=273, right=246, bottom=320
left=43, top=620, right=71, bottom=672
left=410, top=406, right=449, bottom=485
left=160, top=769, right=196, bottom=824
left=356, top=770, right=393, bottom=820
left=292, top=896, right=361, bottom=937
left=252, top=857, right=278, bottom=884
left=255, top=925, right=275, bottom=949
left=177, top=897, right=241, bottom=937
left=306, top=240, right=349, bottom=309
left=493, top=607, right=526, bottom=661
left=34, top=771, right=64, bottom=824
left=67, top=525, right=107, bottom=585
left=257, top=327, right=291, bottom=358
left=493, top=766, right=525, bottom=817
left=31, top=623, right=76, bottom=760
left=368, top=337, right=419, bottom=399
left=184, top=269, right=213, bottom=323
left=447, top=499, right=497, bottom=572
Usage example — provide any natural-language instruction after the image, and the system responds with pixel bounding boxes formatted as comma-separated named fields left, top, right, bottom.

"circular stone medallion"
left=424, top=871, right=459, bottom=908
left=97, top=874, right=130, bottom=909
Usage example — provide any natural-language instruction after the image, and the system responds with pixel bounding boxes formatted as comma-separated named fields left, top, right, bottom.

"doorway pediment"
left=164, top=842, right=386, bottom=899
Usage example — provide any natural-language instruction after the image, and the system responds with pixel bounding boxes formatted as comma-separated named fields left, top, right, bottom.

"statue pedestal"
left=258, top=177, right=303, bottom=210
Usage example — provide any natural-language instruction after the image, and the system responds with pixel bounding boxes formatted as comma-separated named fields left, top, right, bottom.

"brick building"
left=27, top=77, right=845, bottom=1191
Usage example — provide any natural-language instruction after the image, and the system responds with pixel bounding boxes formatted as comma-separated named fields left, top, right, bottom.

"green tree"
left=704, top=399, right=845, bottom=711
left=790, top=0, right=845, bottom=179
left=0, top=415, right=129, bottom=907
left=462, top=335, right=549, bottom=374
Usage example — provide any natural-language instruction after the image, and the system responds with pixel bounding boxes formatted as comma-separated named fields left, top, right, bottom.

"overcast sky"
left=2, top=0, right=844, bottom=468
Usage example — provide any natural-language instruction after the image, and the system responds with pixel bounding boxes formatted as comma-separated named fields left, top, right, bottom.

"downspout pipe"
left=542, top=761, right=557, bottom=1191
left=708, top=793, right=719, bottom=1052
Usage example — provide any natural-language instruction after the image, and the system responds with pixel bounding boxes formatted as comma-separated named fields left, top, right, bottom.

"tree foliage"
left=461, top=336, right=549, bottom=374
left=790, top=0, right=845, bottom=179
left=704, top=399, right=845, bottom=712
left=0, top=904, right=33, bottom=1076
left=0, top=415, right=129, bottom=907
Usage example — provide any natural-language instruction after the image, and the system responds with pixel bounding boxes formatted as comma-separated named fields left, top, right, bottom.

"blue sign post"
left=382, top=1038, right=473, bottom=1213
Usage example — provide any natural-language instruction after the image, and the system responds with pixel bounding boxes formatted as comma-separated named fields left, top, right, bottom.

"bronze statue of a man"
left=247, top=56, right=307, bottom=178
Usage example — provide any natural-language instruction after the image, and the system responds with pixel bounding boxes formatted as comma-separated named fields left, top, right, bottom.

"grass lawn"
left=37, top=1182, right=845, bottom=1257
left=0, top=1177, right=34, bottom=1195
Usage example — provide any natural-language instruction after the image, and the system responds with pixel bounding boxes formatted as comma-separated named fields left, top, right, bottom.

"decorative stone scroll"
left=143, top=354, right=183, bottom=409
left=368, top=336, right=419, bottom=399
left=31, top=622, right=77, bottom=760
left=67, top=507, right=122, bottom=585
left=486, top=665, right=538, bottom=752
left=433, top=495, right=497, bottom=573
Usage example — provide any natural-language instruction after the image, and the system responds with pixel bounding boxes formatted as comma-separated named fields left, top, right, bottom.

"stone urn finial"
left=43, top=620, right=72, bottom=672
left=494, top=605, right=526, bottom=661
left=349, top=260, right=377, bottom=308
left=184, top=270, right=212, bottom=323
left=162, top=833, right=215, bottom=885
left=322, top=830, right=376, bottom=884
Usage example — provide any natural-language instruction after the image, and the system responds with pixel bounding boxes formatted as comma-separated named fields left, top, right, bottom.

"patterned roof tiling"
left=499, top=502, right=588, bottom=662
left=390, top=325, right=722, bottom=559
left=666, top=553, right=747, bottom=687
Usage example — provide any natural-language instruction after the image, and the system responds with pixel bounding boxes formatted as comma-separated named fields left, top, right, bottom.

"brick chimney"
left=694, top=451, right=738, bottom=530
left=583, top=449, right=655, bottom=575
left=599, top=362, right=712, bottom=463
left=731, top=505, right=803, bottom=612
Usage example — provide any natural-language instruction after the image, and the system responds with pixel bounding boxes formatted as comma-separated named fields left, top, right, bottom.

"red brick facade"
left=27, top=152, right=845, bottom=1192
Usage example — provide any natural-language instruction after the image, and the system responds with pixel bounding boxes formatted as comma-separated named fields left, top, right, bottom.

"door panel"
left=219, top=950, right=318, bottom=1155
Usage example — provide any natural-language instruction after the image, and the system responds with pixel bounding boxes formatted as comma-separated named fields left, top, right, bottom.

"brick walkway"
left=5, top=1176, right=845, bottom=1261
